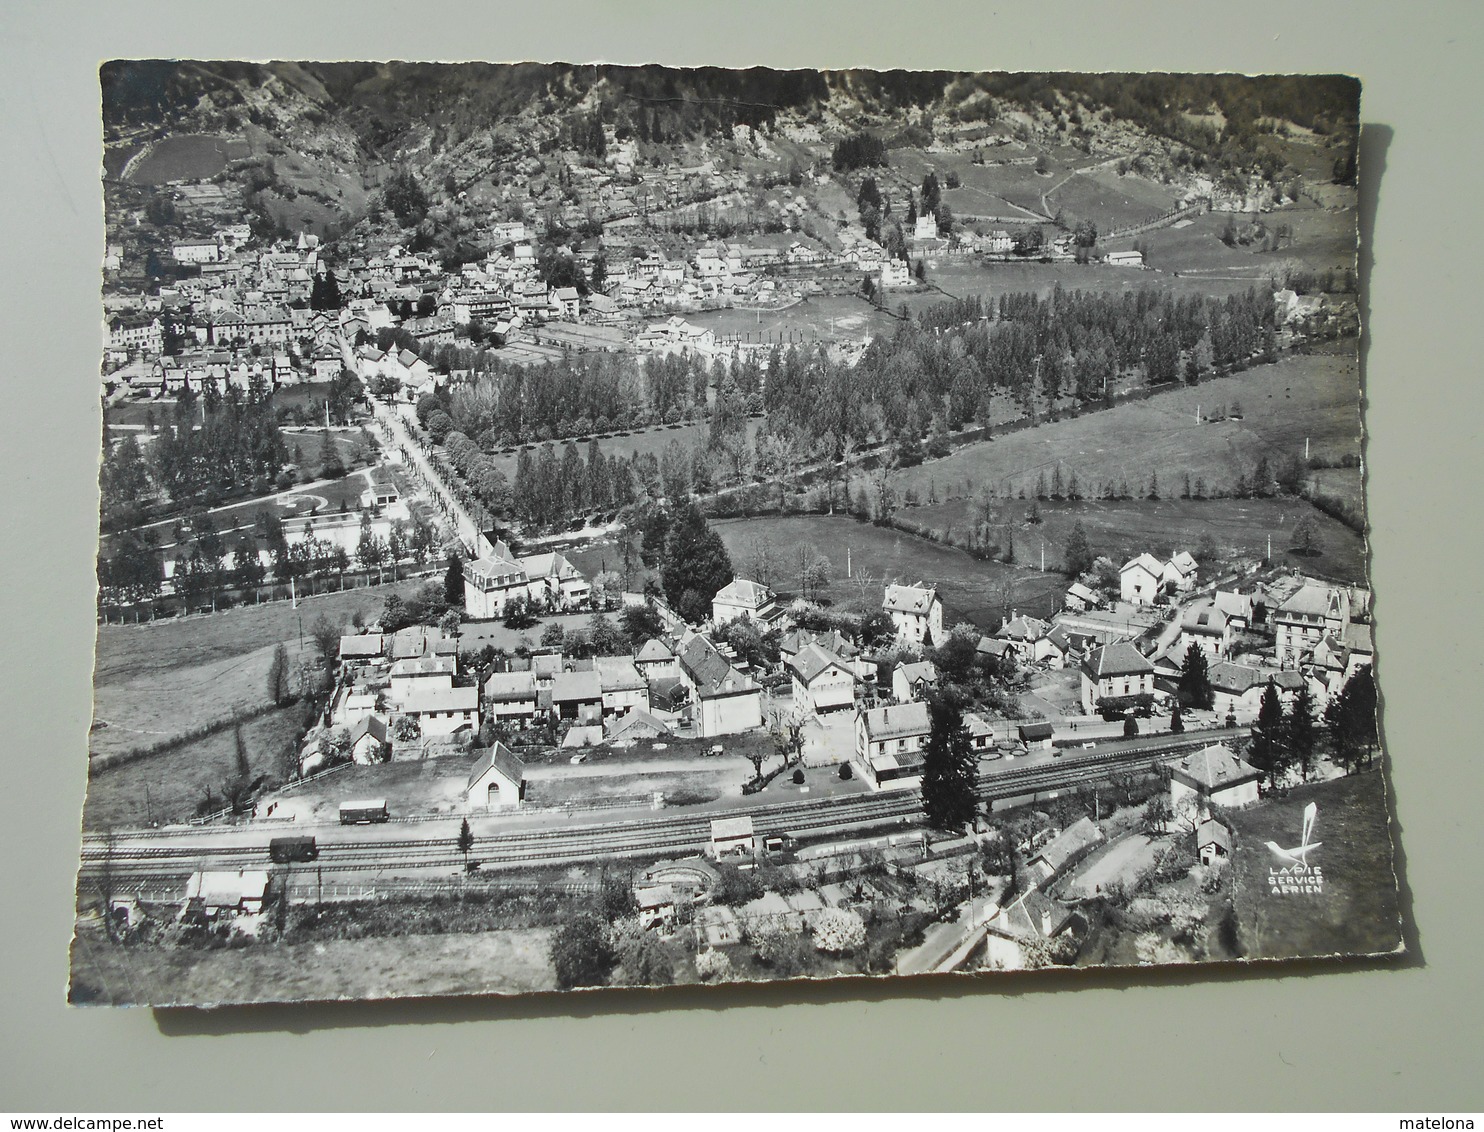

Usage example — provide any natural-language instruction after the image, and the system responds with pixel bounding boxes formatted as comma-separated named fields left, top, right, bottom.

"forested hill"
left=102, top=62, right=1357, bottom=167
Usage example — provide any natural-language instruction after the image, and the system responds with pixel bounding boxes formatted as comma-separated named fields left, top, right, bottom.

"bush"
left=694, top=948, right=733, bottom=982
left=791, top=768, right=805, bottom=785
left=839, top=763, right=853, bottom=781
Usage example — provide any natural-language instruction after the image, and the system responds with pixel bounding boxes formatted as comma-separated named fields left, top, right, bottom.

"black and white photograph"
left=74, top=62, right=1397, bottom=1007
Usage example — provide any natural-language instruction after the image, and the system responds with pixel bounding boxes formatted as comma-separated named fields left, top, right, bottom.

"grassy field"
left=83, top=703, right=305, bottom=829
left=883, top=349, right=1363, bottom=509
left=69, top=924, right=556, bottom=1006
left=1227, top=769, right=1404, bottom=960
left=1126, top=205, right=1358, bottom=278
left=910, top=261, right=1271, bottom=312
left=482, top=418, right=764, bottom=483
left=1045, top=167, right=1178, bottom=230
left=689, top=296, right=901, bottom=343
left=712, top=513, right=1067, bottom=626
left=275, top=757, right=478, bottom=821
left=126, top=135, right=249, bottom=184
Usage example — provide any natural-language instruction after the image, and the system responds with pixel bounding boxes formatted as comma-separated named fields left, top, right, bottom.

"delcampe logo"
left=1266, top=801, right=1324, bottom=895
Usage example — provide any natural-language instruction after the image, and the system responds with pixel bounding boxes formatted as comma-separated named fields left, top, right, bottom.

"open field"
left=712, top=513, right=1066, bottom=626
left=909, top=261, right=1271, bottom=312
left=69, top=924, right=557, bottom=1006
left=903, top=495, right=1368, bottom=584
left=89, top=637, right=312, bottom=763
left=83, top=702, right=305, bottom=829
left=689, top=296, right=901, bottom=343
left=274, top=756, right=480, bottom=822
left=1228, top=769, right=1403, bottom=960
left=1045, top=167, right=1178, bottom=230
left=1122, top=205, right=1358, bottom=277
left=883, top=349, right=1362, bottom=507
left=94, top=576, right=428, bottom=679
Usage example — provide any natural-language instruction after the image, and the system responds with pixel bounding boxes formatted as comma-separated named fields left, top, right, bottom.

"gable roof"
left=635, top=638, right=674, bottom=663
left=788, top=642, right=852, bottom=685
left=860, top=700, right=931, bottom=741
left=339, top=633, right=385, bottom=658
left=713, top=577, right=774, bottom=608
left=484, top=671, right=538, bottom=701
left=400, top=685, right=479, bottom=715
left=1121, top=553, right=1164, bottom=578
left=1197, top=817, right=1233, bottom=853
left=466, top=742, right=525, bottom=791
left=1030, top=817, right=1104, bottom=872
left=348, top=714, right=388, bottom=747
left=605, top=708, right=673, bottom=741
left=1081, top=642, right=1155, bottom=679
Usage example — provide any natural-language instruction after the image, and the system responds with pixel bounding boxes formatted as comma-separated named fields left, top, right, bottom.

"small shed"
left=635, top=884, right=677, bottom=931
left=1197, top=817, right=1233, bottom=865
left=1018, top=721, right=1055, bottom=751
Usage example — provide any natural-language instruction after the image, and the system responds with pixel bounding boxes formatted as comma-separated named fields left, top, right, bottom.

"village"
left=74, top=65, right=1388, bottom=1004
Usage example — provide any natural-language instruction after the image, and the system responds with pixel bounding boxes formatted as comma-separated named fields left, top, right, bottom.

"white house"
left=634, top=638, right=681, bottom=681
left=711, top=577, right=777, bottom=626
left=389, top=656, right=456, bottom=706
left=1079, top=642, right=1156, bottom=714
left=401, top=685, right=480, bottom=736
left=464, top=553, right=531, bottom=619
left=594, top=656, right=651, bottom=716
left=483, top=670, right=539, bottom=723
left=786, top=643, right=857, bottom=715
left=884, top=582, right=944, bottom=647
left=1162, top=550, right=1199, bottom=594
left=1119, top=554, right=1165, bottom=605
left=709, top=815, right=757, bottom=859
left=1178, top=600, right=1232, bottom=660
left=1104, top=250, right=1144, bottom=268
left=677, top=636, right=763, bottom=737
left=520, top=552, right=590, bottom=610
left=1274, top=583, right=1352, bottom=667
left=1169, top=744, right=1262, bottom=812
left=1207, top=662, right=1306, bottom=720
left=892, top=660, right=939, bottom=704
left=855, top=701, right=932, bottom=792
left=465, top=742, right=526, bottom=809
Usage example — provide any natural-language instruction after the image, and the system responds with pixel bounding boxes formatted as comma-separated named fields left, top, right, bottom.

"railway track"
left=79, top=730, right=1242, bottom=880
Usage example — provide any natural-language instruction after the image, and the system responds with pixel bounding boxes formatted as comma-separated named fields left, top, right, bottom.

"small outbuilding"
left=465, top=742, right=526, bottom=809
left=709, top=814, right=757, bottom=859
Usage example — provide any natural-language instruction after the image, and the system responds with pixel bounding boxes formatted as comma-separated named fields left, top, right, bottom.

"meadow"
left=711, top=513, right=1067, bottom=626
left=125, top=134, right=250, bottom=184
left=881, top=349, right=1363, bottom=508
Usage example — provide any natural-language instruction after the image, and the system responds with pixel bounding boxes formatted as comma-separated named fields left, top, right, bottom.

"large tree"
left=1177, top=643, right=1214, bottom=709
left=1063, top=521, right=1094, bottom=577
left=1285, top=682, right=1319, bottom=781
left=922, top=687, right=978, bottom=832
left=549, top=911, right=618, bottom=990
left=659, top=502, right=733, bottom=624
left=1248, top=679, right=1288, bottom=785
left=1325, top=665, right=1377, bottom=774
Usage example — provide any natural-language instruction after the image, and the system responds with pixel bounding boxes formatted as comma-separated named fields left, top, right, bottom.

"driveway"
left=1063, top=832, right=1163, bottom=899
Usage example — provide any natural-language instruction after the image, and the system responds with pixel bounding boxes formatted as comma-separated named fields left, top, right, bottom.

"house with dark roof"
left=465, top=743, right=526, bottom=809
left=1197, top=817, right=1233, bottom=865
left=786, top=643, right=857, bottom=715
left=855, top=701, right=931, bottom=791
left=1170, top=744, right=1262, bottom=812
left=1207, top=662, right=1306, bottom=719
left=348, top=714, right=389, bottom=764
left=551, top=670, right=603, bottom=721
left=1028, top=817, right=1105, bottom=884
left=1079, top=642, right=1156, bottom=714
left=1018, top=721, right=1055, bottom=751
left=677, top=636, right=763, bottom=737
left=1274, top=582, right=1352, bottom=667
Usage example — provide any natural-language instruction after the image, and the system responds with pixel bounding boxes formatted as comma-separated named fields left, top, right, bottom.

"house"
left=964, top=711, right=996, bottom=754
left=787, top=643, right=857, bottom=715
left=605, top=708, right=673, bottom=743
left=1212, top=590, right=1255, bottom=631
left=1163, top=550, right=1199, bottom=594
left=531, top=652, right=565, bottom=689
left=519, top=552, right=590, bottom=610
left=389, top=656, right=456, bottom=705
left=1208, top=663, right=1306, bottom=719
left=1169, top=744, right=1262, bottom=812
left=172, top=239, right=222, bottom=264
left=1064, top=581, right=1099, bottom=612
left=463, top=553, right=531, bottom=619
left=634, top=638, right=680, bottom=681
left=183, top=870, right=270, bottom=916
left=1197, top=817, right=1233, bottom=865
left=400, top=685, right=480, bottom=736
left=549, top=286, right=581, bottom=319
left=1080, top=642, right=1156, bottom=714
left=594, top=656, right=650, bottom=716
left=711, top=577, right=777, bottom=626
left=1104, top=249, right=1144, bottom=268
left=1119, top=554, right=1165, bottom=605
left=709, top=815, right=757, bottom=859
left=483, top=671, right=539, bottom=723
left=551, top=670, right=604, bottom=722
left=855, top=701, right=932, bottom=791
left=884, top=582, right=944, bottom=647
left=465, top=742, right=526, bottom=809
left=348, top=714, right=389, bottom=764
left=892, top=660, right=939, bottom=704
left=677, top=636, right=764, bottom=737
left=1019, top=721, right=1055, bottom=751
left=635, top=884, right=678, bottom=931
left=1027, top=818, right=1105, bottom=883
left=1274, top=583, right=1352, bottom=667
left=1178, top=600, right=1232, bottom=660
left=339, top=633, right=385, bottom=667
left=332, top=684, right=379, bottom=729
